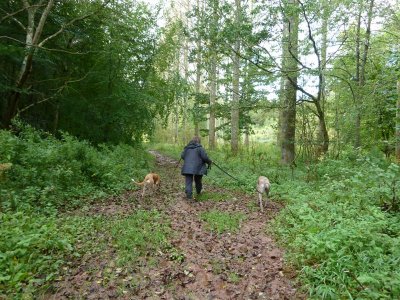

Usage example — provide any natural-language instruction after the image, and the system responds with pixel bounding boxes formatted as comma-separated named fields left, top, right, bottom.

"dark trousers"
left=184, top=174, right=203, bottom=198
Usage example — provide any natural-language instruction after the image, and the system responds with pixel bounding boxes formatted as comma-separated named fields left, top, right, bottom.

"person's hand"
left=207, top=161, right=212, bottom=170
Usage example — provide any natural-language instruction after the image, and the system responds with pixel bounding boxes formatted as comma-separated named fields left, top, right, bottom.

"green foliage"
left=0, top=126, right=152, bottom=211
left=196, top=190, right=233, bottom=202
left=272, top=156, right=400, bottom=299
left=0, top=212, right=71, bottom=297
left=200, top=210, right=246, bottom=234
left=110, top=210, right=171, bottom=266
left=0, top=0, right=177, bottom=144
left=0, top=208, right=173, bottom=298
left=156, top=143, right=400, bottom=299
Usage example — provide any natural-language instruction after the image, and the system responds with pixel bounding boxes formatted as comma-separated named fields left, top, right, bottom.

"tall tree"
left=208, top=0, right=219, bottom=150
left=281, top=0, right=299, bottom=164
left=2, top=0, right=55, bottom=128
left=397, top=79, right=400, bottom=162
left=194, top=0, right=203, bottom=137
left=231, top=0, right=241, bottom=154
left=354, top=0, right=375, bottom=149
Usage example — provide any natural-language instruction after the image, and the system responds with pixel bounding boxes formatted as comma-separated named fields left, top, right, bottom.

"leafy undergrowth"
left=0, top=212, right=72, bottom=296
left=273, top=157, right=400, bottom=299
left=0, top=125, right=155, bottom=298
left=152, top=143, right=400, bottom=299
left=0, top=124, right=152, bottom=211
left=0, top=207, right=172, bottom=298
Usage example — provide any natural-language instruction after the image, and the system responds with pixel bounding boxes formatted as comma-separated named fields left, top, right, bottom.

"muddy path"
left=48, top=151, right=303, bottom=299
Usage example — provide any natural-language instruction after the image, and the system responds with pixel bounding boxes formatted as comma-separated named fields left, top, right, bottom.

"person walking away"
left=181, top=136, right=212, bottom=200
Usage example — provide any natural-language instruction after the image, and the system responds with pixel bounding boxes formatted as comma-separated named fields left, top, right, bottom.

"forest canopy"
left=1, top=0, right=399, bottom=161
left=0, top=0, right=177, bottom=144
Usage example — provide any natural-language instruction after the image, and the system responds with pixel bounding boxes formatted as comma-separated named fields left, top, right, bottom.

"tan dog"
left=132, top=173, right=161, bottom=198
left=257, top=176, right=270, bottom=212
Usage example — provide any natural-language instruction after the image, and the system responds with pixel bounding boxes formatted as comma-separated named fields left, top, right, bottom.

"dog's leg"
left=258, top=191, right=264, bottom=212
left=142, top=184, right=146, bottom=198
left=264, top=186, right=270, bottom=209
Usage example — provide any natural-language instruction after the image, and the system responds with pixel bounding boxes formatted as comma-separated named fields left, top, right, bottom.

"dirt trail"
left=48, top=151, right=302, bottom=300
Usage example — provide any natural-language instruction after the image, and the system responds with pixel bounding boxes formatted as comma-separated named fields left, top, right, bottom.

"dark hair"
left=191, top=136, right=201, bottom=144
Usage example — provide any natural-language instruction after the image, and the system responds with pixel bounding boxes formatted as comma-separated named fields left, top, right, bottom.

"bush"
left=0, top=125, right=153, bottom=211
left=272, top=157, right=400, bottom=299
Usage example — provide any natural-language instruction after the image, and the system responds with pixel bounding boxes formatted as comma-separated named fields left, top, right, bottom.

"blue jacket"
left=181, top=142, right=212, bottom=175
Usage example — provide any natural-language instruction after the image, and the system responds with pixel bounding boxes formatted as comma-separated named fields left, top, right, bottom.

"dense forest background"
left=1, top=0, right=400, bottom=161
left=1, top=0, right=400, bottom=299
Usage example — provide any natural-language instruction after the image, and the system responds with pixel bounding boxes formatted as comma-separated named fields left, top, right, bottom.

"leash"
left=176, top=157, right=265, bottom=194
left=175, top=158, right=182, bottom=168
left=212, top=161, right=265, bottom=194
left=211, top=161, right=247, bottom=186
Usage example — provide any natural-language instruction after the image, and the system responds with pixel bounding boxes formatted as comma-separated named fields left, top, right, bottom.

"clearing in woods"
left=48, top=151, right=303, bottom=299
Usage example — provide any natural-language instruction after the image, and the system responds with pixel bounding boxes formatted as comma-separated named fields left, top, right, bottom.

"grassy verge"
left=152, top=142, right=400, bottom=299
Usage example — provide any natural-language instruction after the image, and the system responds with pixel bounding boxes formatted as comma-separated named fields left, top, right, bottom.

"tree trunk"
left=53, top=102, right=59, bottom=134
left=208, top=0, right=218, bottom=150
left=354, top=0, right=374, bottom=149
left=353, top=5, right=362, bottom=149
left=317, top=0, right=329, bottom=155
left=277, top=71, right=285, bottom=148
left=193, top=0, right=202, bottom=137
left=2, top=0, right=55, bottom=128
left=245, top=129, right=249, bottom=148
left=396, top=80, right=400, bottom=162
left=315, top=100, right=329, bottom=155
left=281, top=0, right=299, bottom=164
left=231, top=0, right=241, bottom=155
left=209, top=59, right=217, bottom=149
left=183, top=28, right=189, bottom=143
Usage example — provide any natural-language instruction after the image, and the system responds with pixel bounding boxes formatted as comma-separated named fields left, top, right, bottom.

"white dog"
left=257, top=176, right=270, bottom=212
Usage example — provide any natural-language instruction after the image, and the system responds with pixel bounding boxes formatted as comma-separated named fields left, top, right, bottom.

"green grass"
left=200, top=210, right=246, bottom=234
left=196, top=191, right=233, bottom=202
left=228, top=272, right=241, bottom=283
left=110, top=210, right=171, bottom=266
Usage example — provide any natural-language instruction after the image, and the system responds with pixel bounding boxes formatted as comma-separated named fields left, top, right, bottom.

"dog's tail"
left=131, top=178, right=145, bottom=186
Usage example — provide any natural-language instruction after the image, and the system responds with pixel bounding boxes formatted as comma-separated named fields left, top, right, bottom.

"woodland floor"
left=45, top=151, right=304, bottom=300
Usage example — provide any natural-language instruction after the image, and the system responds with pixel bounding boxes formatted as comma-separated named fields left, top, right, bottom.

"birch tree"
left=2, top=0, right=54, bottom=128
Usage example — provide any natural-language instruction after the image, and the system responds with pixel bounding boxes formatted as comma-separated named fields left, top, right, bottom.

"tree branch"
left=17, top=73, right=90, bottom=115
left=38, top=0, right=111, bottom=47
left=0, top=4, right=45, bottom=25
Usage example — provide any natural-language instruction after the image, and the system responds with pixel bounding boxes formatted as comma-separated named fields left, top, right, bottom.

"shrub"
left=0, top=126, right=153, bottom=211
